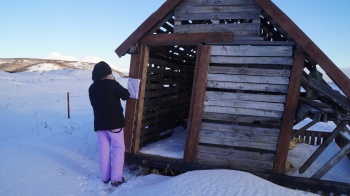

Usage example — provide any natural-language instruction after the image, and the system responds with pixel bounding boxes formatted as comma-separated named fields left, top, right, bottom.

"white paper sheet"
left=127, top=78, right=140, bottom=99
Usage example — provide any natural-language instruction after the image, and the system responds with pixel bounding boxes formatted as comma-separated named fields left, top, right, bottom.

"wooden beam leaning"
left=131, top=44, right=150, bottom=153
left=299, top=121, right=349, bottom=174
left=184, top=45, right=211, bottom=162
left=312, top=142, right=350, bottom=179
left=115, top=0, right=183, bottom=57
left=273, top=47, right=305, bottom=174
left=254, top=0, right=350, bottom=99
left=140, top=32, right=233, bottom=45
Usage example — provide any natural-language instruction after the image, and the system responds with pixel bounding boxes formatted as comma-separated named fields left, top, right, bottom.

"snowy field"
left=0, top=67, right=349, bottom=195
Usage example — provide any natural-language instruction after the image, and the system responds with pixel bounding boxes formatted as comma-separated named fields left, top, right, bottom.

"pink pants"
left=97, top=129, right=125, bottom=182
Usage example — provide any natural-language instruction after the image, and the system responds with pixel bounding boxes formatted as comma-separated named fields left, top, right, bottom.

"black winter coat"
left=89, top=80, right=130, bottom=131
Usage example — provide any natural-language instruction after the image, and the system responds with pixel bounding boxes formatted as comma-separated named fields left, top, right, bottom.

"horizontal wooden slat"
left=199, top=136, right=277, bottom=151
left=207, top=73, right=290, bottom=85
left=205, top=91, right=286, bottom=103
left=211, top=56, right=293, bottom=65
left=200, top=129, right=278, bottom=143
left=202, top=112, right=281, bottom=124
left=197, top=145, right=275, bottom=161
left=211, top=45, right=293, bottom=57
left=206, top=81, right=289, bottom=93
left=202, top=122, right=280, bottom=137
left=174, top=23, right=259, bottom=34
left=197, top=152, right=273, bottom=170
left=208, top=66, right=291, bottom=77
left=204, top=99, right=285, bottom=111
left=177, top=5, right=259, bottom=13
left=140, top=32, right=233, bottom=45
left=175, top=12, right=260, bottom=20
left=204, top=105, right=283, bottom=118
left=180, top=0, right=256, bottom=6
left=175, top=5, right=260, bottom=20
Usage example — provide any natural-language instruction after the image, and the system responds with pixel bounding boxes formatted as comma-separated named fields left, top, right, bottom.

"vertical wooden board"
left=124, top=51, right=141, bottom=153
left=184, top=45, right=211, bottom=162
left=132, top=45, right=150, bottom=153
left=273, top=48, right=305, bottom=174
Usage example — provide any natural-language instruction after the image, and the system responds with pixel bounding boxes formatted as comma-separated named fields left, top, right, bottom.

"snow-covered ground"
left=0, top=68, right=349, bottom=195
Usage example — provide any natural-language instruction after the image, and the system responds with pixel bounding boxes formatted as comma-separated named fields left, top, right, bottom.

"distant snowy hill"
left=0, top=57, right=128, bottom=77
left=45, top=52, right=105, bottom=64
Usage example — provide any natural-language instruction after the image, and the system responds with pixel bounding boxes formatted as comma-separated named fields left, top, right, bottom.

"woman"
left=88, top=61, right=130, bottom=186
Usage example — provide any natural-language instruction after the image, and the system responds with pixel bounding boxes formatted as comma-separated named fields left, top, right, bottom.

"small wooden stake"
left=67, top=92, right=70, bottom=119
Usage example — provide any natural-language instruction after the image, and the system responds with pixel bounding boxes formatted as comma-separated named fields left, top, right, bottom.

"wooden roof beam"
left=115, top=0, right=183, bottom=57
left=254, top=0, right=350, bottom=99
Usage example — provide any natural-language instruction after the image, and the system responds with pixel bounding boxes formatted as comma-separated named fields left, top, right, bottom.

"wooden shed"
left=115, top=0, right=350, bottom=175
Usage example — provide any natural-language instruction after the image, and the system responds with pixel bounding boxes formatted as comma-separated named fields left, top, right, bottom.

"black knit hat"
left=92, top=61, right=112, bottom=81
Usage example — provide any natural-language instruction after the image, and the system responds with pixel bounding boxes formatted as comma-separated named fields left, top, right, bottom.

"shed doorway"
left=136, top=45, right=197, bottom=159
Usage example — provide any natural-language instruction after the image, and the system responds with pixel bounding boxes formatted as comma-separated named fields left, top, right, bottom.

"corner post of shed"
left=184, top=44, right=211, bottom=163
left=273, top=46, right=306, bottom=174
left=124, top=44, right=149, bottom=153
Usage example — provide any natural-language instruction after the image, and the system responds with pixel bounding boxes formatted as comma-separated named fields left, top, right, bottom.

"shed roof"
left=115, top=0, right=350, bottom=98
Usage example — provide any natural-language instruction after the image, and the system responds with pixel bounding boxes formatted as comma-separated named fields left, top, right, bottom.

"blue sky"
left=1, top=0, right=349, bottom=69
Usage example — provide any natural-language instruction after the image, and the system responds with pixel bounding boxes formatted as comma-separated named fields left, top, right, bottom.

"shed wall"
left=196, top=45, right=294, bottom=172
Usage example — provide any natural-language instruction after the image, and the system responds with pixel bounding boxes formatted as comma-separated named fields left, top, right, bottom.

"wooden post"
left=67, top=92, right=70, bottom=119
left=124, top=45, right=142, bottom=153
left=132, top=44, right=149, bottom=153
left=273, top=47, right=305, bottom=174
left=184, top=44, right=211, bottom=162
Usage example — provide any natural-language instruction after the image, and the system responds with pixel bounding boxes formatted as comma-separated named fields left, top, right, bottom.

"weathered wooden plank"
left=180, top=0, right=256, bottom=6
left=175, top=11, right=260, bottom=20
left=116, top=0, right=183, bottom=57
left=208, top=66, right=291, bottom=77
left=207, top=81, right=289, bottom=93
left=211, top=56, right=293, bottom=65
left=202, top=112, right=281, bottom=124
left=176, top=5, right=260, bottom=14
left=175, top=5, right=260, bottom=20
left=273, top=48, right=305, bottom=174
left=131, top=45, right=150, bottom=153
left=204, top=105, right=283, bottom=118
left=199, top=136, right=277, bottom=151
left=184, top=45, right=211, bottom=162
left=204, top=99, right=285, bottom=111
left=197, top=152, right=273, bottom=170
left=211, top=45, right=293, bottom=57
left=124, top=49, right=142, bottom=153
left=201, top=129, right=278, bottom=143
left=205, top=91, right=286, bottom=103
left=197, top=145, right=275, bottom=161
left=207, top=73, right=290, bottom=85
left=201, top=122, right=280, bottom=137
left=148, top=58, right=180, bottom=69
left=254, top=0, right=350, bottom=99
left=140, top=32, right=233, bottom=45
left=174, top=23, right=260, bottom=34
left=308, top=78, right=350, bottom=111
left=196, top=157, right=272, bottom=173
